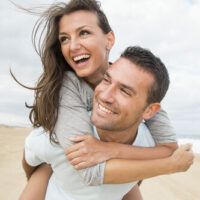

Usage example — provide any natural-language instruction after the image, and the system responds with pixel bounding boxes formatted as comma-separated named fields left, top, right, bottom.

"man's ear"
left=106, top=31, right=115, bottom=51
left=142, top=103, right=161, bottom=120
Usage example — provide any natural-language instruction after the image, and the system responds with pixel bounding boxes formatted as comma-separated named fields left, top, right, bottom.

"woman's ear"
left=106, top=31, right=115, bottom=51
left=142, top=103, right=161, bottom=120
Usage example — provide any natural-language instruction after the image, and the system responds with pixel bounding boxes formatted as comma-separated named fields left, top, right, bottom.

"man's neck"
left=96, top=124, right=139, bottom=145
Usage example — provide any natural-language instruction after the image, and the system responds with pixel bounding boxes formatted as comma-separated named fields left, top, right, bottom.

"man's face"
left=91, top=57, right=155, bottom=131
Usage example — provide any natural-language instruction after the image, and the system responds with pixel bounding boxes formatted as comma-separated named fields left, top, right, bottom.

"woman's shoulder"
left=61, top=71, right=93, bottom=110
left=63, top=71, right=93, bottom=93
left=63, top=71, right=83, bottom=86
left=63, top=70, right=79, bottom=85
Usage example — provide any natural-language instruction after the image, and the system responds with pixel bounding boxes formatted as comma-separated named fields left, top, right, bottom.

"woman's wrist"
left=105, top=142, right=121, bottom=160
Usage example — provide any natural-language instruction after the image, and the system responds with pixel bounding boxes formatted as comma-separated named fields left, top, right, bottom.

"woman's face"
left=58, top=10, right=114, bottom=78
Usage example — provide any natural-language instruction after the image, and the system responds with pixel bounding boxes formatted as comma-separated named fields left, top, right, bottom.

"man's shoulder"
left=26, top=128, right=63, bottom=161
left=133, top=122, right=155, bottom=147
left=26, top=128, right=59, bottom=150
left=26, top=128, right=46, bottom=146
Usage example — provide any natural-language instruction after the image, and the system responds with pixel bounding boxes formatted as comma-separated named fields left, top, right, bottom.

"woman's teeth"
left=73, top=54, right=90, bottom=62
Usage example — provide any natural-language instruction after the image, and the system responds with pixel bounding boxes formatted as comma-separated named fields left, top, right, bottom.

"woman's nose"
left=69, top=38, right=81, bottom=52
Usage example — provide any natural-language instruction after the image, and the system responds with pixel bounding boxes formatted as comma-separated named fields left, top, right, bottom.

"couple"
left=19, top=0, right=193, bottom=199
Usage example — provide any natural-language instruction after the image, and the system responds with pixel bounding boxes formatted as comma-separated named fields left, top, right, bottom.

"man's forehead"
left=106, top=58, right=137, bottom=89
left=106, top=57, right=154, bottom=92
left=107, top=57, right=135, bottom=77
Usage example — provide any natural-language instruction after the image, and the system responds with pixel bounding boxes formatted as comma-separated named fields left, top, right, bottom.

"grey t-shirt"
left=54, top=71, right=177, bottom=186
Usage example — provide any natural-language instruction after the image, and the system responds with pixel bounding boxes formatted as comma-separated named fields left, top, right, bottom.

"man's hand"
left=65, top=134, right=112, bottom=169
left=170, top=144, right=194, bottom=173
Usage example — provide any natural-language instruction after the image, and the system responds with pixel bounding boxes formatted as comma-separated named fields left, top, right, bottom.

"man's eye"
left=80, top=30, right=90, bottom=36
left=121, top=88, right=131, bottom=96
left=59, top=36, right=69, bottom=43
left=103, top=77, right=109, bottom=83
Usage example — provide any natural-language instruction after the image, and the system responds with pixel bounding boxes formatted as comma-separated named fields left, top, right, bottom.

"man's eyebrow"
left=105, top=71, right=136, bottom=95
left=104, top=71, right=111, bottom=78
left=120, top=83, right=137, bottom=95
left=59, top=25, right=93, bottom=35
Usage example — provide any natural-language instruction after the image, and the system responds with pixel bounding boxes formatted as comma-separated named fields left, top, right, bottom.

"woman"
left=20, top=0, right=181, bottom=199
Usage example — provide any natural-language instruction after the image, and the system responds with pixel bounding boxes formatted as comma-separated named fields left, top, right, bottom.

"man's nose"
left=99, top=85, right=115, bottom=104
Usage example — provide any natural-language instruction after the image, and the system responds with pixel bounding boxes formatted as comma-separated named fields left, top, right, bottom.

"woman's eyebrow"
left=59, top=25, right=93, bottom=36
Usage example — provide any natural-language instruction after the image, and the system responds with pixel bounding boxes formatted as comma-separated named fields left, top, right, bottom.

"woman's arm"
left=54, top=71, right=106, bottom=186
left=145, top=108, right=177, bottom=146
left=66, top=140, right=193, bottom=184
left=103, top=144, right=193, bottom=184
left=66, top=134, right=178, bottom=170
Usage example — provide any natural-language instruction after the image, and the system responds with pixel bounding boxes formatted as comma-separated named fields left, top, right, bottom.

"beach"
left=0, top=125, right=199, bottom=200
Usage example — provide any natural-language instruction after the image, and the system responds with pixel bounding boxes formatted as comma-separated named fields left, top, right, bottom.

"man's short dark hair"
left=121, top=46, right=170, bottom=104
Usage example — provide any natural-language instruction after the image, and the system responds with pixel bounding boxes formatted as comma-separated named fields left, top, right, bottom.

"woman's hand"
left=169, top=143, right=194, bottom=173
left=65, top=135, right=113, bottom=169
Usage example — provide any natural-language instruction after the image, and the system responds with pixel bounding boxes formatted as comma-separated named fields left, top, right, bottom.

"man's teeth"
left=99, top=104, right=114, bottom=114
left=73, top=54, right=90, bottom=62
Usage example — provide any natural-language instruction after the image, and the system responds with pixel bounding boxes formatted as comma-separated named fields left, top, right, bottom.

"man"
left=21, top=46, right=193, bottom=200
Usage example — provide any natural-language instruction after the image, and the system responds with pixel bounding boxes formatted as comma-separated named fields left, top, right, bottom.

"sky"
left=0, top=0, right=200, bottom=137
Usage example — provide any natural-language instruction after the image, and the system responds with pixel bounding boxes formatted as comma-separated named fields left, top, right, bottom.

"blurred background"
left=0, top=0, right=199, bottom=152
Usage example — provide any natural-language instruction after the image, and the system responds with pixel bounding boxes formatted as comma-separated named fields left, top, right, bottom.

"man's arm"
left=23, top=128, right=47, bottom=179
left=22, top=151, right=37, bottom=180
left=20, top=129, right=52, bottom=200
left=19, top=163, right=52, bottom=200
left=122, top=184, right=143, bottom=200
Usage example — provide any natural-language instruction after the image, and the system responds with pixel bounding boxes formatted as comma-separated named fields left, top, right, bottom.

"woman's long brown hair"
left=12, top=0, right=112, bottom=142
left=11, top=3, right=72, bottom=143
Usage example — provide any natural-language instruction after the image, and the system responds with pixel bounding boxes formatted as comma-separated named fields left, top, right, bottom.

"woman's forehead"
left=59, top=10, right=99, bottom=31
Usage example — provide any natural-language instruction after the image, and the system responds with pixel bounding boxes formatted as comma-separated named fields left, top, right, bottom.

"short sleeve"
left=24, top=128, right=46, bottom=167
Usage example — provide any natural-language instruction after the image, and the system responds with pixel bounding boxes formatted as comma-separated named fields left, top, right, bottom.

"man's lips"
left=97, top=102, right=118, bottom=115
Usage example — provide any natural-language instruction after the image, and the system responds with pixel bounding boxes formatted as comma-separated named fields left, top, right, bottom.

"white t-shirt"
left=25, top=123, right=155, bottom=200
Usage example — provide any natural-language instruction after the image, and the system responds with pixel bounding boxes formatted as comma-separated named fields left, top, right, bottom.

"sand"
left=140, top=156, right=200, bottom=200
left=0, top=125, right=199, bottom=200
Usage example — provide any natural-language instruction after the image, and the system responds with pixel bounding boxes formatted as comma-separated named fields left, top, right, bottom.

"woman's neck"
left=84, top=63, right=110, bottom=89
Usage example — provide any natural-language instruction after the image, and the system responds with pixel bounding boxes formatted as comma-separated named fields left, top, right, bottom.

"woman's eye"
left=59, top=36, right=69, bottom=43
left=80, top=30, right=90, bottom=36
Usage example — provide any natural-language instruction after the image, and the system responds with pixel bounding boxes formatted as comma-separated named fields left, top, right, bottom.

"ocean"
left=178, top=135, right=200, bottom=154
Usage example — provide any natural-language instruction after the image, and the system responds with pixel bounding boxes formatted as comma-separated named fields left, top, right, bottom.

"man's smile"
left=98, top=103, right=115, bottom=114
